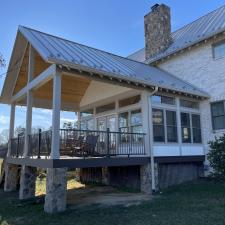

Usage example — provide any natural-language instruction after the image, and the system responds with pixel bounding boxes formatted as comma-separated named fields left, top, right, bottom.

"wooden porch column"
left=50, top=70, right=62, bottom=159
left=7, top=104, right=15, bottom=157
left=24, top=44, right=34, bottom=157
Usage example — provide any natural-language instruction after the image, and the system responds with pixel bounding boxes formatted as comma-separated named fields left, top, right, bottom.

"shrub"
left=208, top=134, right=225, bottom=181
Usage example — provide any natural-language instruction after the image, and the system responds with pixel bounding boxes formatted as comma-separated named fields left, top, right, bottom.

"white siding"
left=157, top=35, right=225, bottom=154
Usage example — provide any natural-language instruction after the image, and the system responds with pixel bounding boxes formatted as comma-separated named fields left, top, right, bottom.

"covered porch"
left=7, top=46, right=148, bottom=164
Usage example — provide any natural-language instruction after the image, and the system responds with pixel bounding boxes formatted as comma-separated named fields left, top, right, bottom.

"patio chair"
left=74, top=135, right=99, bottom=157
left=61, top=136, right=84, bottom=157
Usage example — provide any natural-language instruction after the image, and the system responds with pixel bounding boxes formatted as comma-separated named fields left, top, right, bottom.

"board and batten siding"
left=156, top=35, right=225, bottom=154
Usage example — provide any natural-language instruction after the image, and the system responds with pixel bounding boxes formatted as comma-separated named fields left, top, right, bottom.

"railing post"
left=16, top=134, right=19, bottom=158
left=106, top=128, right=110, bottom=157
left=38, top=129, right=42, bottom=159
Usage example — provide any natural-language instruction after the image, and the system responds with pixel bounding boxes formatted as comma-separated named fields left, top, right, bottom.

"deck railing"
left=10, top=134, right=25, bottom=157
left=10, top=129, right=146, bottom=158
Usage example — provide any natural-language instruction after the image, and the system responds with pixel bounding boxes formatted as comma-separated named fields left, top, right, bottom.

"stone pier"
left=140, top=163, right=152, bottom=194
left=4, top=163, right=19, bottom=192
left=19, top=166, right=37, bottom=200
left=44, top=168, right=67, bottom=213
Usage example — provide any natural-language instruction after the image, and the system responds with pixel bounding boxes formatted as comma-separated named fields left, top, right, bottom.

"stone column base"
left=140, top=163, right=152, bottom=194
left=154, top=163, right=159, bottom=192
left=19, top=166, right=37, bottom=200
left=102, top=167, right=110, bottom=185
left=4, top=163, right=19, bottom=192
left=44, top=168, right=67, bottom=213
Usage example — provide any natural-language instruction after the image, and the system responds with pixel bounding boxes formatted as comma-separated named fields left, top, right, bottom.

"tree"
left=208, top=134, right=225, bottom=182
left=0, top=53, right=5, bottom=68
left=14, top=126, right=25, bottom=136
left=0, top=129, right=9, bottom=146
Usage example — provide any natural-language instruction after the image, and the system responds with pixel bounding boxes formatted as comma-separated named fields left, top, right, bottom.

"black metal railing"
left=28, top=129, right=52, bottom=158
left=10, top=134, right=25, bottom=157
left=10, top=129, right=146, bottom=158
left=60, top=129, right=146, bottom=157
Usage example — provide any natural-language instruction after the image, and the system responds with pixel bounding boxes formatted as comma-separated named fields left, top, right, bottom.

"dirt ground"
left=67, top=185, right=151, bottom=208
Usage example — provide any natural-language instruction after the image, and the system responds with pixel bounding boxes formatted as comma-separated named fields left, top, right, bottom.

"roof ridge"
left=19, top=25, right=151, bottom=67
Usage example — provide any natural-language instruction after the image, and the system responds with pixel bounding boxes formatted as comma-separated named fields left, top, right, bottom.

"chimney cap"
left=151, top=3, right=160, bottom=11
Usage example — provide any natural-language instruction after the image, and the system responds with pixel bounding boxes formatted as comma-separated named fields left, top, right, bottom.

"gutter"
left=148, top=86, right=158, bottom=192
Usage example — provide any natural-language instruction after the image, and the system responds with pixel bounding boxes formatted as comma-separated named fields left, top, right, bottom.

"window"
left=152, top=95, right=175, bottom=105
left=80, top=109, right=93, bottom=118
left=181, top=112, right=202, bottom=143
left=119, top=95, right=141, bottom=108
left=119, top=110, right=143, bottom=143
left=213, top=41, right=225, bottom=59
left=211, top=101, right=225, bottom=130
left=96, top=102, right=115, bottom=114
left=152, top=109, right=177, bottom=143
left=131, top=109, right=142, bottom=133
left=119, top=112, right=129, bottom=133
left=153, top=109, right=165, bottom=142
left=80, top=118, right=94, bottom=130
left=166, top=111, right=177, bottom=142
left=180, top=99, right=199, bottom=109
left=192, top=114, right=202, bottom=143
left=181, top=113, right=191, bottom=143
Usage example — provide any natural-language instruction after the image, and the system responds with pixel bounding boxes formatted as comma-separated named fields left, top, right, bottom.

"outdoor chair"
left=73, top=135, right=99, bottom=157
left=60, top=136, right=84, bottom=157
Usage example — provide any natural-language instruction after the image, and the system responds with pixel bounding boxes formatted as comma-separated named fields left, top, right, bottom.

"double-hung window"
left=153, top=109, right=165, bottom=142
left=211, top=101, right=225, bottom=130
left=152, top=109, right=177, bottom=143
left=181, top=112, right=202, bottom=143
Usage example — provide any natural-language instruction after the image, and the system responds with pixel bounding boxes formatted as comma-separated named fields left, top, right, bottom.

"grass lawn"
left=0, top=179, right=225, bottom=225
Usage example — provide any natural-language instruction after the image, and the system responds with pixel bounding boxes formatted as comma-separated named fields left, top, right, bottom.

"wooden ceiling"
left=13, top=46, right=91, bottom=106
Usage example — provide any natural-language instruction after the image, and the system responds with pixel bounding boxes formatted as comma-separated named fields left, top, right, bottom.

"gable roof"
left=128, top=5, right=225, bottom=63
left=0, top=26, right=209, bottom=103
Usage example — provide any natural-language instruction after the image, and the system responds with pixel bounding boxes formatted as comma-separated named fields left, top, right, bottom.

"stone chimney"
left=144, top=4, right=172, bottom=60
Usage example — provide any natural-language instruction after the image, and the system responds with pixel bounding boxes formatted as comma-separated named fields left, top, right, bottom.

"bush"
left=208, top=134, right=225, bottom=181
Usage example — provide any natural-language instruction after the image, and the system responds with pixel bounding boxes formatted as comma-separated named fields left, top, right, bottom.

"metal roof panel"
left=18, top=26, right=209, bottom=98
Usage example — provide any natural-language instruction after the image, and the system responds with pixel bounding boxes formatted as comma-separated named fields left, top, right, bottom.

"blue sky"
left=0, top=0, right=225, bottom=133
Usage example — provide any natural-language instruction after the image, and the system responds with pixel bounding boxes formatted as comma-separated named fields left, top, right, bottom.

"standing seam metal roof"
left=18, top=26, right=208, bottom=97
left=128, top=5, right=225, bottom=63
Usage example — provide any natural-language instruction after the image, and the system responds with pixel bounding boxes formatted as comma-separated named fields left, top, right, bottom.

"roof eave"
left=47, top=57, right=209, bottom=99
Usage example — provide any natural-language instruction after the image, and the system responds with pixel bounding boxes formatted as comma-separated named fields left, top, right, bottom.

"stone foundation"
left=19, top=166, right=37, bottom=200
left=4, top=163, right=19, bottom=192
left=140, top=163, right=152, bottom=194
left=44, top=168, right=67, bottom=213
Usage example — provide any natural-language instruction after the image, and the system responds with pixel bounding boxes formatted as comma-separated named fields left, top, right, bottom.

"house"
left=1, top=3, right=224, bottom=213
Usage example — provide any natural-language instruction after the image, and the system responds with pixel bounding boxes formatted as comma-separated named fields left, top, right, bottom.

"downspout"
left=147, top=86, right=158, bottom=192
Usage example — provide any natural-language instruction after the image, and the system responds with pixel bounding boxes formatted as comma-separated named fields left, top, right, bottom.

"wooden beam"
left=12, top=64, right=56, bottom=102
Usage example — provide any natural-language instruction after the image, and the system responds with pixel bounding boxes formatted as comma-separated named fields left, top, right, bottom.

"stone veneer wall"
left=19, top=166, right=37, bottom=200
left=44, top=168, right=67, bottom=213
left=157, top=35, right=225, bottom=157
left=144, top=4, right=172, bottom=60
left=4, top=163, right=19, bottom=191
left=140, top=164, right=152, bottom=194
